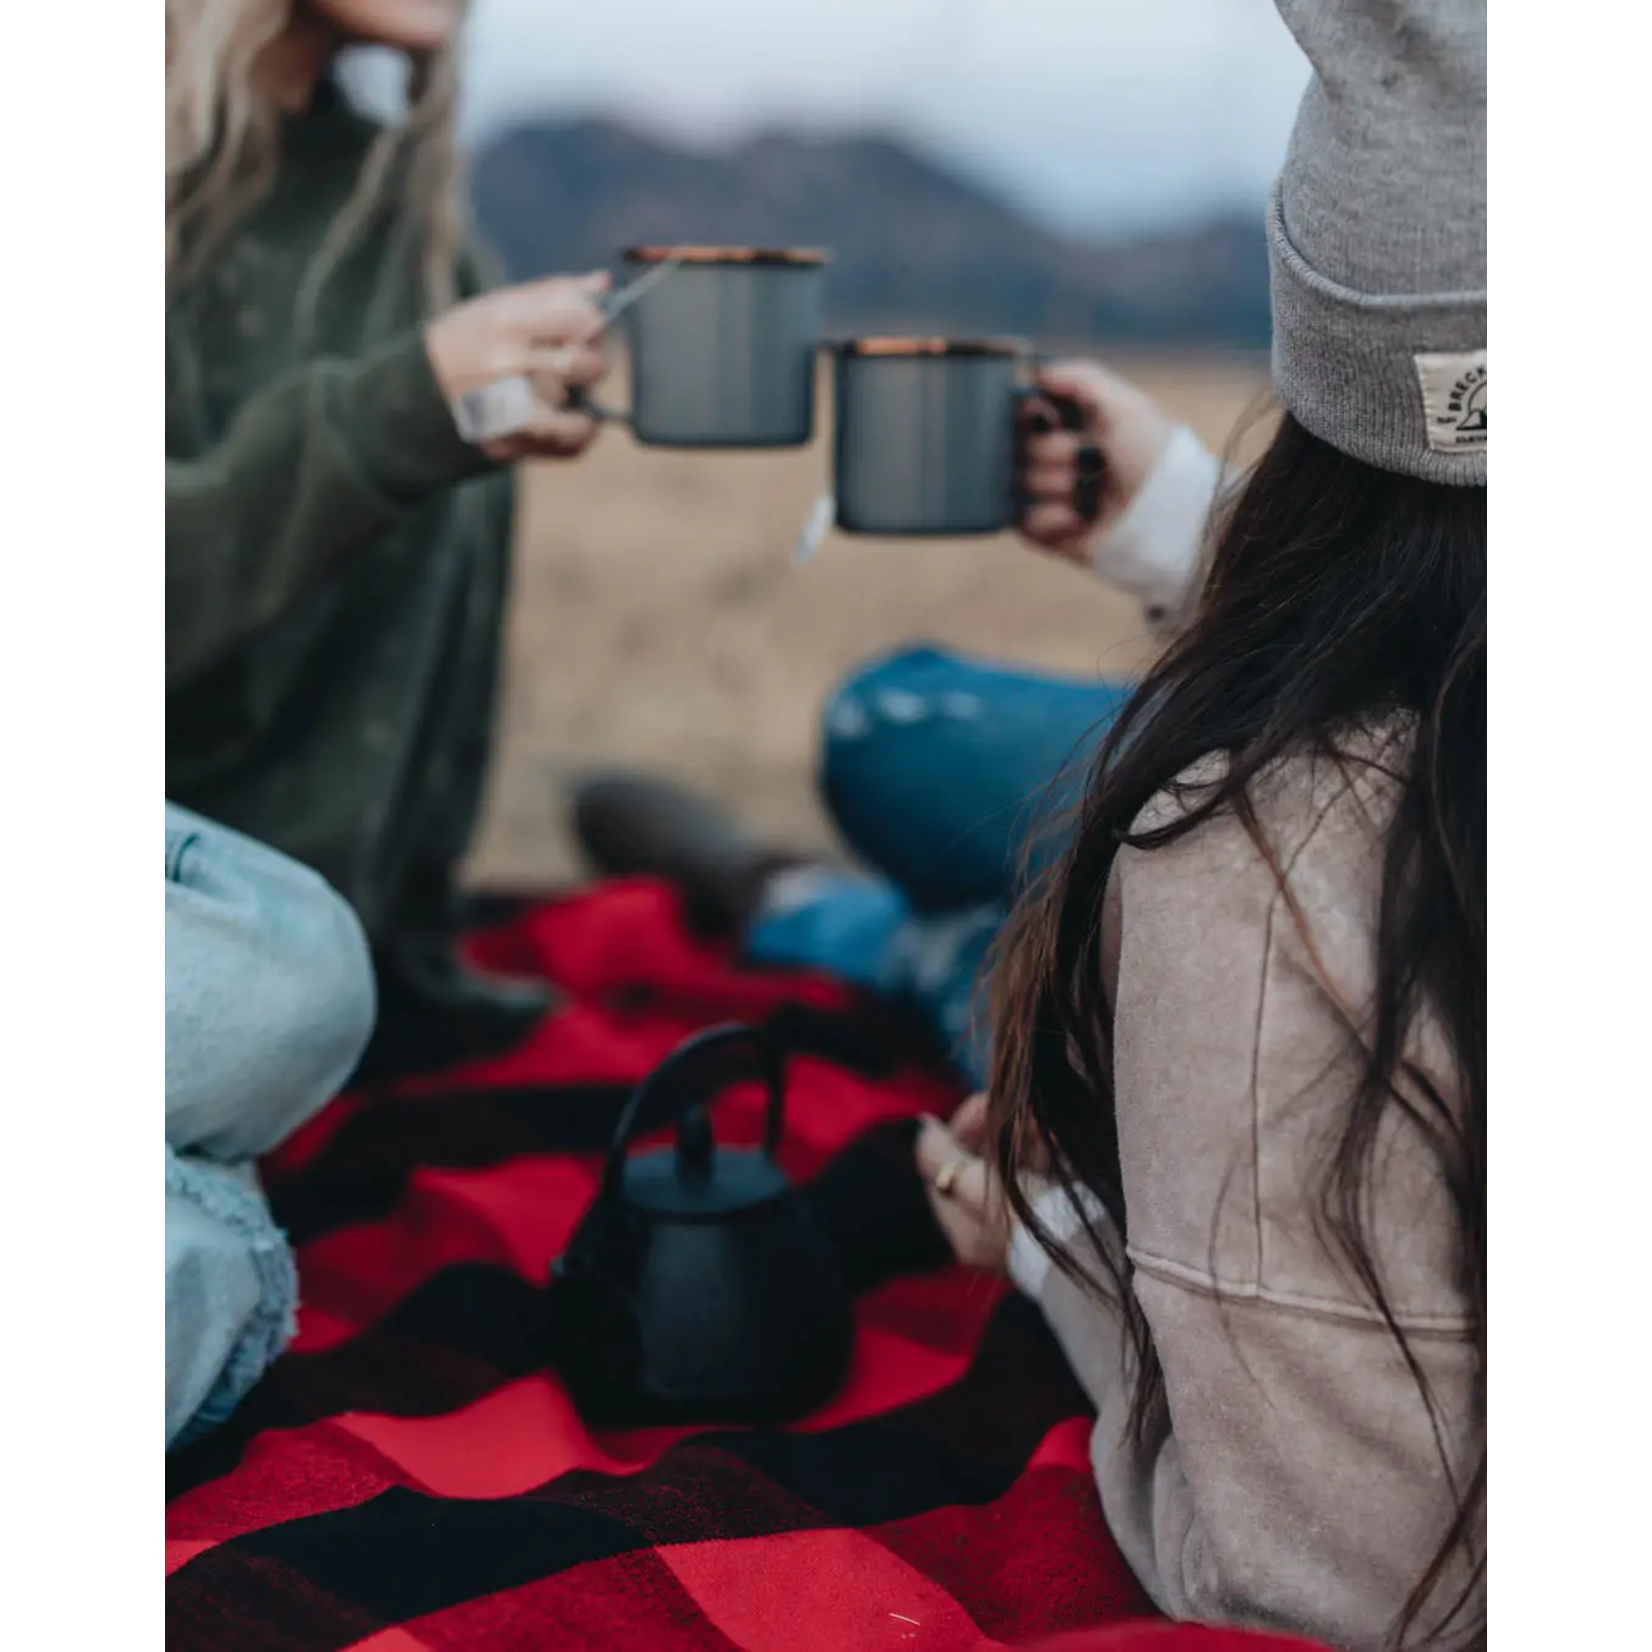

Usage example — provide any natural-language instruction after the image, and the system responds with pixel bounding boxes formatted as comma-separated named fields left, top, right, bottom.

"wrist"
left=342, top=328, right=494, bottom=499
left=1086, top=424, right=1222, bottom=605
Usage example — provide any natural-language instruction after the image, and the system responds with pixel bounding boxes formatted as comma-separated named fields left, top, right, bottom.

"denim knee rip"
left=165, top=1146, right=299, bottom=1450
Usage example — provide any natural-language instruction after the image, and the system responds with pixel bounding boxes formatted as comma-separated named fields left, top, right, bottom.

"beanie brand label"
left=1414, top=351, right=1487, bottom=452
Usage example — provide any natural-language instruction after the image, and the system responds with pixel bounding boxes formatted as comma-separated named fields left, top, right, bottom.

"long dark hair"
left=987, top=412, right=1486, bottom=1648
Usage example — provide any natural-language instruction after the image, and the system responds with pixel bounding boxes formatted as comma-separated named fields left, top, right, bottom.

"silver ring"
left=450, top=375, right=537, bottom=444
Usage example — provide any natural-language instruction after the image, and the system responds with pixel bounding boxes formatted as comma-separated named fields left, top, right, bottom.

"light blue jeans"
left=165, top=804, right=376, bottom=1450
left=747, top=647, right=1135, bottom=1085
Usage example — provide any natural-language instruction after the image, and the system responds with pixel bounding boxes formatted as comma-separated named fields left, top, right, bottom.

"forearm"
left=166, top=328, right=487, bottom=686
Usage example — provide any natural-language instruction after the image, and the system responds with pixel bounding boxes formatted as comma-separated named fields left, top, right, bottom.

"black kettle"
left=546, top=1024, right=855, bottom=1426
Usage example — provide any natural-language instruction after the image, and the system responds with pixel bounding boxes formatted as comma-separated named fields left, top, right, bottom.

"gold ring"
left=932, top=1159, right=967, bottom=1199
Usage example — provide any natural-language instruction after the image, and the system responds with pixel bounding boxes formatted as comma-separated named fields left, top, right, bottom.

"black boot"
left=569, top=770, right=806, bottom=939
left=355, top=936, right=556, bottom=1083
left=354, top=870, right=558, bottom=1083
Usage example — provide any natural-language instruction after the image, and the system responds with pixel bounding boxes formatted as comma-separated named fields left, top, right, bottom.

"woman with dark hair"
left=581, top=2, right=1486, bottom=1644
left=918, top=4, right=1487, bottom=1647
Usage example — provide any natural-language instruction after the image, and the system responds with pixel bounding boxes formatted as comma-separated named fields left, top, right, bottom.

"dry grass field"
left=464, top=354, right=1274, bottom=890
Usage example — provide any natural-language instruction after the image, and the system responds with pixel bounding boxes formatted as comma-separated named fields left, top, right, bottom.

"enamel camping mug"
left=829, top=337, right=1103, bottom=536
left=579, top=247, right=829, bottom=449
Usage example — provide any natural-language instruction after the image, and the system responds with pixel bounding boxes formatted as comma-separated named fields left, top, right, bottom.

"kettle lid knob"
left=675, top=1104, right=715, bottom=1183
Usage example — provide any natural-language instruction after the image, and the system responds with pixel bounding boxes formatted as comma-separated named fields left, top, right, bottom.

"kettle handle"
left=602, top=1022, right=786, bottom=1199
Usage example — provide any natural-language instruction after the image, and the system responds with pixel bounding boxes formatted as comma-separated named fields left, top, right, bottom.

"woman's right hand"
left=1019, top=359, right=1178, bottom=566
left=949, top=1091, right=990, bottom=1153
left=424, top=272, right=614, bottom=463
left=916, top=1113, right=1011, bottom=1273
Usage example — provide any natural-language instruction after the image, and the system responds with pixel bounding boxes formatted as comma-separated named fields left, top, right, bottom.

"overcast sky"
left=447, top=0, right=1310, bottom=235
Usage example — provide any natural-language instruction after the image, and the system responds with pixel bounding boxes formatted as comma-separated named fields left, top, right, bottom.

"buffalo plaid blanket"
left=165, top=880, right=1333, bottom=1652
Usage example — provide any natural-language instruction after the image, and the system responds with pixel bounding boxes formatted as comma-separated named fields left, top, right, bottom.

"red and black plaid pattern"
left=165, top=881, right=1333, bottom=1652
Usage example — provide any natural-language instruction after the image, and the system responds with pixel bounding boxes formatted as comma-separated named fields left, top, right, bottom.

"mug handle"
left=1013, top=385, right=1107, bottom=526
left=566, top=385, right=632, bottom=426
left=563, top=252, right=690, bottom=427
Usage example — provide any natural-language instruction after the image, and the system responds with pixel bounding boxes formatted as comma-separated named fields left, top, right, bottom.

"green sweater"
left=166, top=83, right=516, bottom=939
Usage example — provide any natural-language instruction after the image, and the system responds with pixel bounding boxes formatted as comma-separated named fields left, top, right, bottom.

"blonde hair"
left=166, top=0, right=466, bottom=321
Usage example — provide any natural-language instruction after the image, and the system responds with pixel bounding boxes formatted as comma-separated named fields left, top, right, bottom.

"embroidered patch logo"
left=1414, top=351, right=1487, bottom=453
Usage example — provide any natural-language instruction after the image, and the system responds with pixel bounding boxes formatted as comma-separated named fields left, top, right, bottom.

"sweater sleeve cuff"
left=1088, top=424, right=1226, bottom=620
left=337, top=327, right=493, bottom=502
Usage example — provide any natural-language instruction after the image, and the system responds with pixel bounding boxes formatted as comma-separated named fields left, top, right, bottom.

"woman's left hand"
left=916, top=1113, right=1011, bottom=1272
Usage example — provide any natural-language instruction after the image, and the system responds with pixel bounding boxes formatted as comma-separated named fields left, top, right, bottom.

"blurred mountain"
left=470, top=119, right=1272, bottom=349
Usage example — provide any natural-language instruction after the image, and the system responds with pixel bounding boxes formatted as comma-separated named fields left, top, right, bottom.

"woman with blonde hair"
left=167, top=0, right=609, bottom=1068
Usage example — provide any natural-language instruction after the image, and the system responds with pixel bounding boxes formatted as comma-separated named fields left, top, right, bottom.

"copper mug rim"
left=623, top=246, right=829, bottom=268
left=830, top=336, right=1030, bottom=360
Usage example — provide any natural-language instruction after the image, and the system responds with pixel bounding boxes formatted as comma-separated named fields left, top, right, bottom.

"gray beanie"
left=1268, top=0, right=1486, bottom=485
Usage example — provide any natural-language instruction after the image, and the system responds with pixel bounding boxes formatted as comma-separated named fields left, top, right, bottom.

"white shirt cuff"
left=1088, top=423, right=1225, bottom=619
left=1007, top=1179, right=1113, bottom=1302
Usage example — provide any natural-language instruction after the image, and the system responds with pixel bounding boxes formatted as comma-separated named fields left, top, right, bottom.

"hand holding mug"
left=424, top=272, right=614, bottom=462
left=1019, top=359, right=1178, bottom=564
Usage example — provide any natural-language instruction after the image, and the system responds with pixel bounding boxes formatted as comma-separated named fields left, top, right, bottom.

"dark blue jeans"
left=746, top=646, right=1134, bottom=1084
